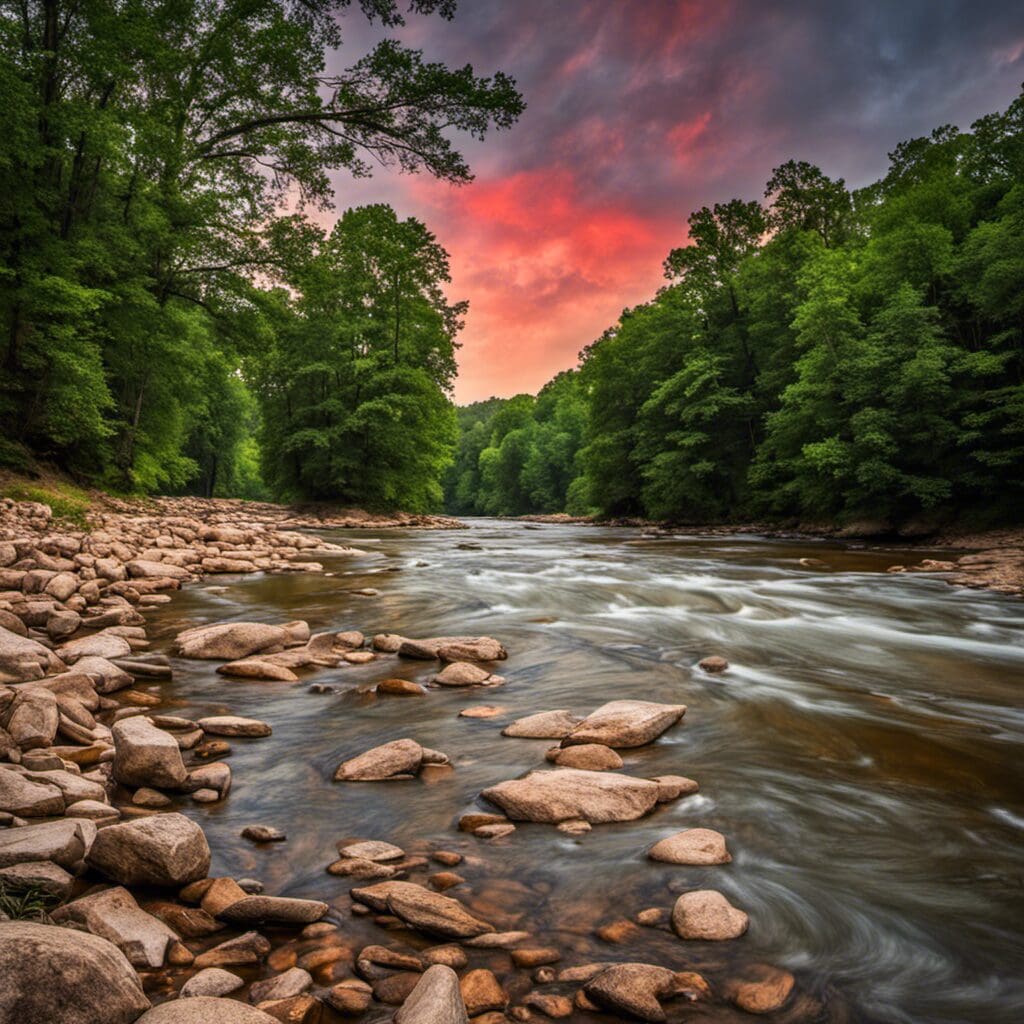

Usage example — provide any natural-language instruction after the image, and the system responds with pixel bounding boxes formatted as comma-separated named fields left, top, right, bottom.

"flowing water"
left=142, top=520, right=1024, bottom=1023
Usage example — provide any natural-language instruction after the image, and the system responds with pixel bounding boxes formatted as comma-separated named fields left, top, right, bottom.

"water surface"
left=143, top=520, right=1024, bottom=1023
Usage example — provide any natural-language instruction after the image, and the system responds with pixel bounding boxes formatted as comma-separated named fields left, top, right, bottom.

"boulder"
left=0, top=859, right=74, bottom=898
left=561, top=700, right=686, bottom=749
left=0, top=817, right=96, bottom=869
left=671, top=890, right=749, bottom=940
left=333, top=738, right=424, bottom=781
left=584, top=963, right=710, bottom=1022
left=51, top=886, right=179, bottom=968
left=87, top=812, right=210, bottom=886
left=0, top=767, right=65, bottom=816
left=0, top=625, right=65, bottom=684
left=481, top=769, right=662, bottom=824
left=173, top=621, right=308, bottom=660
left=351, top=881, right=493, bottom=939
left=112, top=715, right=189, bottom=789
left=394, top=964, right=469, bottom=1024
left=196, top=716, right=271, bottom=738
left=74, top=655, right=135, bottom=693
left=4, top=688, right=59, bottom=748
left=0, top=920, right=151, bottom=1024
left=134, top=997, right=279, bottom=1023
left=647, top=828, right=731, bottom=865
left=127, top=559, right=191, bottom=580
left=501, top=710, right=581, bottom=739
left=217, top=895, right=328, bottom=926
left=545, top=743, right=622, bottom=770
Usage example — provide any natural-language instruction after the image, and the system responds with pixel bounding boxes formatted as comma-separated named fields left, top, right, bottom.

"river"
left=142, top=519, right=1024, bottom=1023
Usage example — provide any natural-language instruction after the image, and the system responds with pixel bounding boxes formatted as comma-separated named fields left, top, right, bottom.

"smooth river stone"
left=333, top=738, right=424, bottom=781
left=561, top=700, right=686, bottom=748
left=481, top=768, right=663, bottom=824
left=671, top=890, right=749, bottom=940
left=647, top=828, right=732, bottom=865
left=351, top=881, right=493, bottom=939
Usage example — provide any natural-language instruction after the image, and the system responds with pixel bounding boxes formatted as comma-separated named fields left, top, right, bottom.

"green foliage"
left=1, top=480, right=91, bottom=528
left=0, top=0, right=522, bottom=503
left=448, top=87, right=1024, bottom=529
left=0, top=881, right=58, bottom=920
left=252, top=205, right=461, bottom=509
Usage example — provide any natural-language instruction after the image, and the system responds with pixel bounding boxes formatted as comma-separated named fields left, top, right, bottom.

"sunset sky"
left=330, top=1, right=1024, bottom=404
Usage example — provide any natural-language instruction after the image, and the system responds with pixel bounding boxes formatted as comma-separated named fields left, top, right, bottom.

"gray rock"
left=0, top=860, right=74, bottom=899
left=4, top=688, right=59, bottom=748
left=0, top=767, right=65, bottom=817
left=0, top=626, right=65, bottom=685
left=248, top=966, right=312, bottom=1003
left=0, top=920, right=150, bottom=1024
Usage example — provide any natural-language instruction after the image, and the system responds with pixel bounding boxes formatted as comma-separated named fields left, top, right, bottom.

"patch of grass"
left=2, top=480, right=92, bottom=530
left=0, top=881, right=59, bottom=920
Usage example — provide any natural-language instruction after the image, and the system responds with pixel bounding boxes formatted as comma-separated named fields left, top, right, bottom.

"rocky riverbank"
left=0, top=495, right=829, bottom=1022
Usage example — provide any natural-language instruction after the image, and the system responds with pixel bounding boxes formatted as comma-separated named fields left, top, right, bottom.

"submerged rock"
left=561, top=700, right=686, bottom=749
left=698, top=656, right=729, bottom=673
left=724, top=964, right=796, bottom=1013
left=481, top=769, right=663, bottom=824
left=584, top=962, right=710, bottom=1021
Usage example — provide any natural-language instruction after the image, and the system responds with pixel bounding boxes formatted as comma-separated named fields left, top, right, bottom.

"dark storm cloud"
left=326, top=1, right=1024, bottom=400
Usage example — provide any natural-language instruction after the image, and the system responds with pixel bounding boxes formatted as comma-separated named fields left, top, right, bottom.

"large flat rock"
left=0, top=817, right=96, bottom=869
left=173, top=621, right=309, bottom=660
left=481, top=768, right=662, bottom=823
left=562, top=700, right=686, bottom=748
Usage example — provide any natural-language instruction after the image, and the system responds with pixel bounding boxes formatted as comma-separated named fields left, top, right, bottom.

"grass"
left=0, top=881, right=59, bottom=920
left=1, top=479, right=92, bottom=530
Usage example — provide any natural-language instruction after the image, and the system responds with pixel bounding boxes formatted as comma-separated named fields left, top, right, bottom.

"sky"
left=327, top=0, right=1024, bottom=404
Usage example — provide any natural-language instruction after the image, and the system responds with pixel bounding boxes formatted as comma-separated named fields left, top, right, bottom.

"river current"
left=142, top=519, right=1024, bottom=1023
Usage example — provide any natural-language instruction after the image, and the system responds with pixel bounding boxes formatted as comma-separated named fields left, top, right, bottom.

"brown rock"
left=522, top=992, right=573, bottom=1018
left=460, top=969, right=507, bottom=1014
left=650, top=776, right=699, bottom=801
left=510, top=947, right=561, bottom=968
left=193, top=930, right=272, bottom=968
left=111, top=716, right=189, bottom=789
left=201, top=876, right=248, bottom=916
left=501, top=710, right=580, bottom=739
left=173, top=620, right=309, bottom=660
left=218, top=895, right=328, bottom=926
left=87, top=813, right=210, bottom=887
left=333, top=738, right=423, bottom=781
left=545, top=743, right=622, bottom=770
left=377, top=678, right=427, bottom=696
left=724, top=964, right=795, bottom=1014
left=698, top=656, right=729, bottom=673
left=561, top=700, right=685, bottom=749
left=596, top=919, right=639, bottom=943
left=393, top=964, right=469, bottom=1023
left=351, top=881, right=492, bottom=939
left=584, top=963, right=709, bottom=1022
left=648, top=828, right=731, bottom=865
left=671, top=890, right=748, bottom=940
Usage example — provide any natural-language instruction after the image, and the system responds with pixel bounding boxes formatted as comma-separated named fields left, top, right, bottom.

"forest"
left=447, top=91, right=1024, bottom=528
left=0, top=0, right=1021, bottom=528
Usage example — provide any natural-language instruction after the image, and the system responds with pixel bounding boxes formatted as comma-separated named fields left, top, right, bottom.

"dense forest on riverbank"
left=446, top=88, right=1024, bottom=528
left=0, top=0, right=521, bottom=507
left=1, top=0, right=1021, bottom=532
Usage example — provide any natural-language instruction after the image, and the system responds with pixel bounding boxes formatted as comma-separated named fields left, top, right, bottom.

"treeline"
left=0, top=0, right=521, bottom=506
left=446, top=89, right=1024, bottom=528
